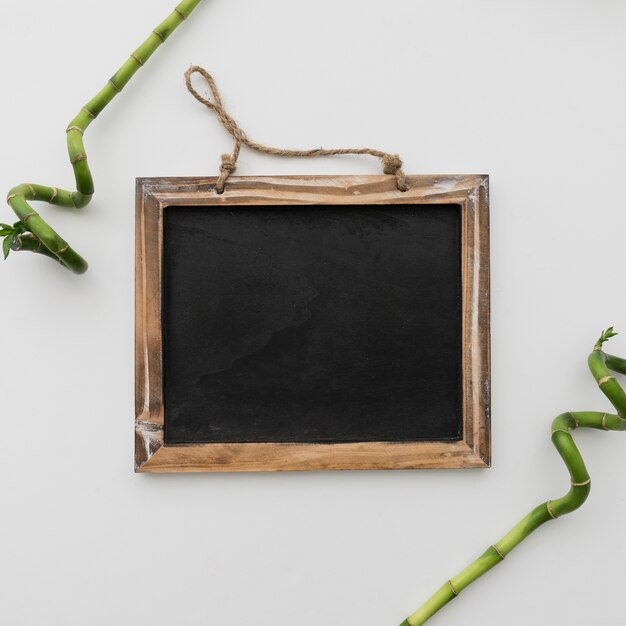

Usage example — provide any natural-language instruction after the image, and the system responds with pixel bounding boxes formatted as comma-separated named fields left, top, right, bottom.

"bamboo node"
left=598, top=376, right=615, bottom=386
left=26, top=236, right=42, bottom=252
left=71, top=154, right=88, bottom=165
left=57, top=244, right=69, bottom=254
left=546, top=501, right=558, bottom=519
left=492, top=545, right=505, bottom=560
left=6, top=194, right=18, bottom=202
left=50, top=188, right=58, bottom=202
left=131, top=53, right=144, bottom=66
left=447, top=580, right=459, bottom=596
left=81, top=107, right=96, bottom=119
left=175, top=7, right=187, bottom=19
left=28, top=184, right=37, bottom=198
left=109, top=78, right=122, bottom=93
left=23, top=211, right=39, bottom=222
left=552, top=428, right=571, bottom=437
left=602, top=413, right=608, bottom=430
left=153, top=30, right=166, bottom=42
left=66, top=125, right=84, bottom=135
left=571, top=478, right=591, bottom=487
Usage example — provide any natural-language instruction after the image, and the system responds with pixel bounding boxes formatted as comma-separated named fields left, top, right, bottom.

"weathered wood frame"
left=135, top=174, right=490, bottom=472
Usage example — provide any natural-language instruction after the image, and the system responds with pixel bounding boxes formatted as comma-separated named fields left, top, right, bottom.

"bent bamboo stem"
left=4, top=0, right=204, bottom=273
left=399, top=328, right=624, bottom=626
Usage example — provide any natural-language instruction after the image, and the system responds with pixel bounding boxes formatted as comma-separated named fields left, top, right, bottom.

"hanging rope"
left=184, top=66, right=408, bottom=194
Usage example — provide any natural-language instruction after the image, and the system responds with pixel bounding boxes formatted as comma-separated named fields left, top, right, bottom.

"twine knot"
left=185, top=65, right=409, bottom=193
left=381, top=153, right=407, bottom=191
left=382, top=153, right=403, bottom=175
left=216, top=153, right=237, bottom=193
left=220, top=154, right=237, bottom=173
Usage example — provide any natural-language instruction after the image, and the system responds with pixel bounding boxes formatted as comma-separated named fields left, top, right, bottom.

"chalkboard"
left=135, top=175, right=490, bottom=472
left=163, top=204, right=462, bottom=444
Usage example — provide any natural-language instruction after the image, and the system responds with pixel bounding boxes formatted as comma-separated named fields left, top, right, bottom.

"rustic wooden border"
left=135, top=174, right=490, bottom=472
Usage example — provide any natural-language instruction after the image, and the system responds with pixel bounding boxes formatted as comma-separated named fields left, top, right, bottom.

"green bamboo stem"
left=400, top=327, right=624, bottom=626
left=4, top=0, right=204, bottom=273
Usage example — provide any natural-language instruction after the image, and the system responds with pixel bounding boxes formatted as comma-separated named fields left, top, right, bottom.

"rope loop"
left=184, top=65, right=409, bottom=193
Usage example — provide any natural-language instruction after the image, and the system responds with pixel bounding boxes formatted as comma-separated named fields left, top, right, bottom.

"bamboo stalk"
left=4, top=0, right=204, bottom=273
left=399, top=327, right=623, bottom=626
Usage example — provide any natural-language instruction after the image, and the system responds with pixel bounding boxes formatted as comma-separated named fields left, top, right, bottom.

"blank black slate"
left=162, top=204, right=462, bottom=444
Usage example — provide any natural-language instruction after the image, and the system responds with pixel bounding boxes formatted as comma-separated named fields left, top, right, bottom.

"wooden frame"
left=135, top=174, right=490, bottom=472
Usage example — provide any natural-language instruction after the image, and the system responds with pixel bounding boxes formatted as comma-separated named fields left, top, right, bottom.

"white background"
left=1, top=1, right=626, bottom=624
